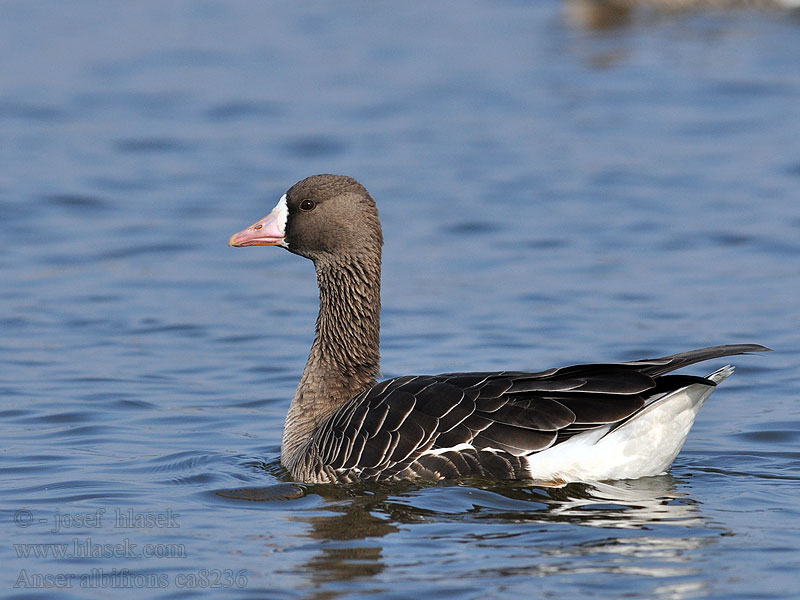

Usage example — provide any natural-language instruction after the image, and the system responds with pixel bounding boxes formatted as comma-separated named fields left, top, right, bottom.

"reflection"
left=217, top=484, right=304, bottom=501
left=529, top=476, right=708, bottom=529
left=296, top=503, right=398, bottom=589
left=564, top=0, right=798, bottom=30
left=345, top=474, right=706, bottom=530
left=564, top=0, right=634, bottom=29
left=287, top=484, right=409, bottom=598
left=226, top=475, right=721, bottom=598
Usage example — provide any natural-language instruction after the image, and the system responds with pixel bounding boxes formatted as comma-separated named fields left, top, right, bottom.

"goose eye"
left=299, top=199, right=316, bottom=212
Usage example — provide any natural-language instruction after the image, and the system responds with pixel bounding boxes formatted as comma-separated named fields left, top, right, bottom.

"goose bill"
left=229, top=212, right=284, bottom=247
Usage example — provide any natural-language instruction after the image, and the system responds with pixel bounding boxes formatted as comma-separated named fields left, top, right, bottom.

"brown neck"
left=281, top=251, right=381, bottom=469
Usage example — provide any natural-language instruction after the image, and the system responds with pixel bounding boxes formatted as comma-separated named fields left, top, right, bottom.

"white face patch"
left=272, top=193, right=289, bottom=248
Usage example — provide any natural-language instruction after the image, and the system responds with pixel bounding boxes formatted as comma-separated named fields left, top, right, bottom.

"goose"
left=229, top=174, right=768, bottom=484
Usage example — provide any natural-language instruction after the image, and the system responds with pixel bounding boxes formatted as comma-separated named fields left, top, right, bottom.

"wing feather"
left=305, top=344, right=769, bottom=481
left=435, top=424, right=474, bottom=448
left=437, top=396, right=475, bottom=432
left=381, top=390, right=416, bottom=431
left=414, top=382, right=465, bottom=418
left=389, top=419, right=427, bottom=463
left=552, top=393, right=645, bottom=424
left=483, top=399, right=575, bottom=430
left=474, top=423, right=557, bottom=455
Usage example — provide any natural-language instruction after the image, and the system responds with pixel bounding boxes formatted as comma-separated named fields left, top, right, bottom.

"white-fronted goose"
left=229, top=174, right=769, bottom=484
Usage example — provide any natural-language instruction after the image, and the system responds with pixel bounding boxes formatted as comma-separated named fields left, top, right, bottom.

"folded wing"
left=309, top=344, right=768, bottom=481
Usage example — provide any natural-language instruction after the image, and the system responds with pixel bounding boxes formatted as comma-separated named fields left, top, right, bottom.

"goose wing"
left=310, top=344, right=768, bottom=481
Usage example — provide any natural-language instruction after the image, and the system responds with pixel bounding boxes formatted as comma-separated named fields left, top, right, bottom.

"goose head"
left=228, top=174, right=383, bottom=263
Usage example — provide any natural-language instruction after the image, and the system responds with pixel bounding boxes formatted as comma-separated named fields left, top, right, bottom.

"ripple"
left=443, top=221, right=504, bottom=235
left=525, top=237, right=569, bottom=249
left=102, top=242, right=194, bottom=260
left=43, top=193, right=111, bottom=210
left=131, top=451, right=222, bottom=475
left=0, top=100, right=68, bottom=122
left=125, top=322, right=205, bottom=337
left=13, top=479, right=129, bottom=496
left=204, top=100, right=283, bottom=121
left=159, top=473, right=220, bottom=486
left=51, top=425, right=125, bottom=439
left=735, top=429, right=800, bottom=444
left=32, top=411, right=96, bottom=425
left=281, top=135, right=347, bottom=158
left=711, top=232, right=758, bottom=247
left=0, top=408, right=31, bottom=418
left=115, top=137, right=195, bottom=154
left=709, top=79, right=794, bottom=99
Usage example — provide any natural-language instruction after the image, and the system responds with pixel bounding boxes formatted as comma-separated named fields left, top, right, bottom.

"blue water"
left=2, top=1, right=800, bottom=598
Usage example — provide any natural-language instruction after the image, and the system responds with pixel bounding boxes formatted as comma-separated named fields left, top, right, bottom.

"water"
left=2, top=1, right=799, bottom=598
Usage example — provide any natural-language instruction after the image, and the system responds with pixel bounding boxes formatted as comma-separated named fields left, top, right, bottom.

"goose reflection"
left=528, top=476, right=707, bottom=529
left=287, top=493, right=399, bottom=591
left=565, top=0, right=800, bottom=29
left=221, top=474, right=719, bottom=598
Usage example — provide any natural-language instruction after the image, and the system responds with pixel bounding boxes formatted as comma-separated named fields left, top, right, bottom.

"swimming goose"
left=229, top=174, right=768, bottom=484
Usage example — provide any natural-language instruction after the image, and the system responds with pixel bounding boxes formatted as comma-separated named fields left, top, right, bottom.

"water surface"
left=2, top=2, right=799, bottom=598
